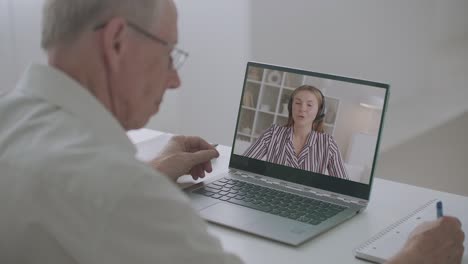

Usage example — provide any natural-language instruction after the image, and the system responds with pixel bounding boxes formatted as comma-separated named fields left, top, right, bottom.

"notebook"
left=186, top=61, right=390, bottom=246
left=355, top=199, right=468, bottom=263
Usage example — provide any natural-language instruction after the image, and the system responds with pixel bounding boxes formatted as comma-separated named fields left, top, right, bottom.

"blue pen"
left=436, top=201, right=444, bottom=218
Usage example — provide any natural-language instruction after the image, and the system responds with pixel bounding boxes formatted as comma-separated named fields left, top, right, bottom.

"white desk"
left=128, top=129, right=468, bottom=264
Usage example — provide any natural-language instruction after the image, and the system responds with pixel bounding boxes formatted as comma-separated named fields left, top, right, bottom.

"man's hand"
left=149, top=135, right=219, bottom=181
left=388, top=216, right=465, bottom=264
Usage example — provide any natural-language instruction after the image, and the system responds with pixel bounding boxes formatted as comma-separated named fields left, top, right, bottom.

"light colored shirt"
left=244, top=124, right=349, bottom=179
left=0, top=64, right=242, bottom=264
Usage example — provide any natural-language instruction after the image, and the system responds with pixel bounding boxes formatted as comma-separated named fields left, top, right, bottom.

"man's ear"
left=100, top=17, right=129, bottom=73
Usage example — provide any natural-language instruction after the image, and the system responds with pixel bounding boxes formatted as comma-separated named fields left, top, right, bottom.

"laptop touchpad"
left=200, top=203, right=264, bottom=227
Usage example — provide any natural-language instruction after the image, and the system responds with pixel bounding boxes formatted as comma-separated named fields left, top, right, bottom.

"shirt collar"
left=287, top=125, right=317, bottom=148
left=16, top=64, right=136, bottom=154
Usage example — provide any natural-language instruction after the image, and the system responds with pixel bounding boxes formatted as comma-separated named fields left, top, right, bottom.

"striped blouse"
left=243, top=124, right=349, bottom=179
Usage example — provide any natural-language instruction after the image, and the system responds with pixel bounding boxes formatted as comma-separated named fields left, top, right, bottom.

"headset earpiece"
left=314, top=89, right=326, bottom=122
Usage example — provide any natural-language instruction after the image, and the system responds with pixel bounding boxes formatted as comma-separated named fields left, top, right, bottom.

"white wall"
left=323, top=81, right=385, bottom=159
left=0, top=0, right=46, bottom=93
left=0, top=0, right=15, bottom=93
left=377, top=111, right=468, bottom=196
left=10, top=0, right=47, bottom=73
left=146, top=0, right=251, bottom=146
left=250, top=0, right=468, bottom=151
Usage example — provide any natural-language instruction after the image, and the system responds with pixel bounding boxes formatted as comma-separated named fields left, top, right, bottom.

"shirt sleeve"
left=327, top=136, right=349, bottom=180
left=242, top=125, right=274, bottom=159
left=99, top=160, right=244, bottom=264
left=37, top=151, right=244, bottom=264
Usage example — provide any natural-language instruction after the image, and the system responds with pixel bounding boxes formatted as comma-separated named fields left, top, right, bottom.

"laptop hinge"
left=229, top=168, right=368, bottom=206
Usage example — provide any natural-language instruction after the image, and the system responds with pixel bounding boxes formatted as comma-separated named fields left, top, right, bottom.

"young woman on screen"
left=244, top=85, right=348, bottom=179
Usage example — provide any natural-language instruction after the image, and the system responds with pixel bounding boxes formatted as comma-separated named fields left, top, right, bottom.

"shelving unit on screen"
left=237, top=66, right=340, bottom=145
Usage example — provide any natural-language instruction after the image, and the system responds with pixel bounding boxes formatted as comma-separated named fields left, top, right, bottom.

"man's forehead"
left=160, top=0, right=178, bottom=23
left=154, top=0, right=178, bottom=39
left=168, top=0, right=178, bottom=18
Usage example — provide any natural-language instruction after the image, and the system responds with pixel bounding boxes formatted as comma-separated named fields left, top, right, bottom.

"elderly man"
left=0, top=0, right=464, bottom=263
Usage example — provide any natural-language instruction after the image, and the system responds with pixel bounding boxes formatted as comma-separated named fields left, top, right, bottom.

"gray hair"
left=41, top=0, right=165, bottom=50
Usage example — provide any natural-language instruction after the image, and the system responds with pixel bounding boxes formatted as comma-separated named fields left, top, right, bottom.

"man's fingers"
left=452, top=228, right=464, bottom=244
left=452, top=246, right=464, bottom=264
left=188, top=149, right=219, bottom=166
left=190, top=165, right=204, bottom=180
left=440, top=216, right=462, bottom=230
left=203, top=160, right=213, bottom=173
left=186, top=136, right=218, bottom=153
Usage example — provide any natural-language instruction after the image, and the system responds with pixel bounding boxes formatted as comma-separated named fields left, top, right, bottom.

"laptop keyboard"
left=193, top=177, right=347, bottom=225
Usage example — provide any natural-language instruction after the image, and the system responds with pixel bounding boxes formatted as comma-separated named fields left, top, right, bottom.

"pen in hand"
left=436, top=201, right=443, bottom=218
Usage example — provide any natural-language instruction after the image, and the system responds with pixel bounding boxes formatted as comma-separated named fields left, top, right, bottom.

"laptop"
left=186, top=62, right=390, bottom=246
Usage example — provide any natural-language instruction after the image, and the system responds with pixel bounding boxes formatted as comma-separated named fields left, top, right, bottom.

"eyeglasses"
left=94, top=21, right=189, bottom=70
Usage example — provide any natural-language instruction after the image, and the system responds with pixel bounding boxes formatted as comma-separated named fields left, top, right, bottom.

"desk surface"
left=128, top=129, right=468, bottom=264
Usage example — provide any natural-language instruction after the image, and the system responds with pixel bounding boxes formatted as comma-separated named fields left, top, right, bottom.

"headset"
left=287, top=86, right=326, bottom=122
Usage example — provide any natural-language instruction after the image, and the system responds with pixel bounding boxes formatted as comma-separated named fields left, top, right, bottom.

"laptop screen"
left=229, top=62, right=389, bottom=200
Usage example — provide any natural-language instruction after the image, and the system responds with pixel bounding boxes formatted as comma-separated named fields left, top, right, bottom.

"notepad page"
left=355, top=199, right=468, bottom=264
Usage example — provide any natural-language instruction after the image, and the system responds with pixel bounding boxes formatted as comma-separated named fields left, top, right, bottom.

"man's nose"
left=167, top=69, right=181, bottom=89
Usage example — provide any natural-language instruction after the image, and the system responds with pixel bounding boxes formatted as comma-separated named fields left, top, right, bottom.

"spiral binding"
left=355, top=199, right=437, bottom=252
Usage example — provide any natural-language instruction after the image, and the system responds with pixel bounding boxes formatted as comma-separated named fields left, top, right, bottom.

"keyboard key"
left=227, top=198, right=264, bottom=211
left=297, top=216, right=311, bottom=223
left=206, top=184, right=222, bottom=190
left=203, top=191, right=215, bottom=197
left=203, top=187, right=221, bottom=193
left=309, top=219, right=322, bottom=225
left=279, top=212, right=289, bottom=217
left=288, top=214, right=299, bottom=220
